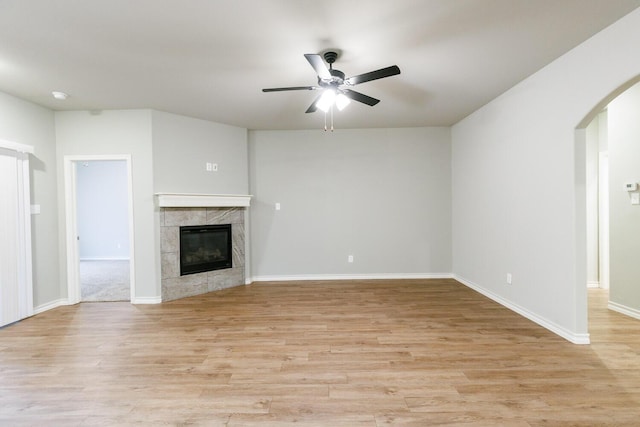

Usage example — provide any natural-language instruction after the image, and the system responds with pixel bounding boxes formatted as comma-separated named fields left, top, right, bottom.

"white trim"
left=0, top=139, right=34, bottom=154
left=34, top=298, right=70, bottom=315
left=63, top=158, right=81, bottom=305
left=587, top=281, right=600, bottom=288
left=454, top=275, right=591, bottom=345
left=131, top=296, right=162, bottom=304
left=17, top=151, right=33, bottom=320
left=79, top=257, right=131, bottom=261
left=64, top=155, right=136, bottom=304
left=598, top=151, right=610, bottom=290
left=250, top=273, right=453, bottom=283
left=124, top=157, right=136, bottom=302
left=608, top=300, right=640, bottom=321
left=156, top=193, right=252, bottom=208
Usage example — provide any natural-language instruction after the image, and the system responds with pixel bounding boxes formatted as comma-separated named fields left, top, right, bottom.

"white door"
left=0, top=141, right=34, bottom=327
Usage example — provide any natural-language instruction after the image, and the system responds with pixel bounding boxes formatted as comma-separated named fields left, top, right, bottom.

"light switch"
left=275, top=203, right=281, bottom=211
left=31, top=204, right=41, bottom=215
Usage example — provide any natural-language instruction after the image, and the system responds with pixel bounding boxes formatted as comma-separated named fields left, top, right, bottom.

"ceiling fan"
left=262, top=51, right=401, bottom=114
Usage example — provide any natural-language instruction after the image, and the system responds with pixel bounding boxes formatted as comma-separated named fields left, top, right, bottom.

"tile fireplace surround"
left=157, top=194, right=251, bottom=302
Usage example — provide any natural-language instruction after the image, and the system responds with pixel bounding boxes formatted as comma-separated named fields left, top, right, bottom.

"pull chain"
left=330, top=106, right=334, bottom=132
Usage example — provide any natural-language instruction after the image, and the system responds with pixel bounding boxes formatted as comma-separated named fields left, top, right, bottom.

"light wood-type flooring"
left=1, top=279, right=639, bottom=426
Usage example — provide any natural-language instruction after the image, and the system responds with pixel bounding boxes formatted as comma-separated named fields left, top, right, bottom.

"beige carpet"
left=80, top=260, right=130, bottom=302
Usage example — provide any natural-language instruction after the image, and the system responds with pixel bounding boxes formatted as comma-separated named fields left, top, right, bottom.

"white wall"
left=76, top=160, right=130, bottom=260
left=152, top=110, right=248, bottom=194
left=55, top=110, right=158, bottom=300
left=249, top=127, right=451, bottom=279
left=0, top=91, right=59, bottom=308
left=607, top=82, right=640, bottom=315
left=451, top=8, right=640, bottom=343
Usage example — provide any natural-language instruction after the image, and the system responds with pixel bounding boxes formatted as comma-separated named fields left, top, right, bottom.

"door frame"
left=64, top=154, right=135, bottom=304
left=598, top=151, right=610, bottom=289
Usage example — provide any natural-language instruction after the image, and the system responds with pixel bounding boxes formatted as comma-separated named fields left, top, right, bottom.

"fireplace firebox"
left=179, top=224, right=232, bottom=275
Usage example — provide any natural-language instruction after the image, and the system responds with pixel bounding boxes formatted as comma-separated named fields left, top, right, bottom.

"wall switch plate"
left=506, top=273, right=512, bottom=285
left=30, top=204, right=41, bottom=215
left=275, top=202, right=281, bottom=211
left=632, top=193, right=640, bottom=205
left=206, top=162, right=213, bottom=171
left=348, top=255, right=354, bottom=263
left=212, top=163, right=218, bottom=171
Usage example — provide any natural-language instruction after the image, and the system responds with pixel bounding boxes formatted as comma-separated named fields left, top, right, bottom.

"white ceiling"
left=1, top=0, right=639, bottom=130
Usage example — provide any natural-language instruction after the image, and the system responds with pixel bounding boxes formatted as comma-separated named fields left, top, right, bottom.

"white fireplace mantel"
left=156, top=193, right=252, bottom=208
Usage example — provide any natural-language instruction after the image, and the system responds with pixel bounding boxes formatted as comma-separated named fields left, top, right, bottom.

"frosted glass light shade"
left=335, top=93, right=351, bottom=111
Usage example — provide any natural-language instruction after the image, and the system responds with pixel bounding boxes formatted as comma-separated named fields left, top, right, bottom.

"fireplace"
left=180, top=224, right=232, bottom=275
left=158, top=201, right=248, bottom=302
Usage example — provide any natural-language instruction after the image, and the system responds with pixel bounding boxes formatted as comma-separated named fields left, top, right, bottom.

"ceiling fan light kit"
left=262, top=50, right=400, bottom=130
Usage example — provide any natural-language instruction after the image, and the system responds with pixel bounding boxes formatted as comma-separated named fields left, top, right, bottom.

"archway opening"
left=576, top=75, right=640, bottom=339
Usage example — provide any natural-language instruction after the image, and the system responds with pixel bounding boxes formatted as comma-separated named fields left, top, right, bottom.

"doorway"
left=64, top=155, right=135, bottom=304
left=585, top=110, right=609, bottom=291
left=579, top=77, right=640, bottom=337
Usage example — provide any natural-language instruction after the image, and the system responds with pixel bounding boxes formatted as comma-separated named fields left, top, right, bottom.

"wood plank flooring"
left=1, top=279, right=639, bottom=426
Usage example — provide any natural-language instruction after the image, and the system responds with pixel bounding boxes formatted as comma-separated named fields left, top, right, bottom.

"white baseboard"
left=34, top=298, right=70, bottom=314
left=453, top=275, right=590, bottom=345
left=250, top=273, right=453, bottom=283
left=34, top=296, right=161, bottom=312
left=131, top=296, right=162, bottom=304
left=608, top=300, right=640, bottom=320
left=587, top=281, right=600, bottom=288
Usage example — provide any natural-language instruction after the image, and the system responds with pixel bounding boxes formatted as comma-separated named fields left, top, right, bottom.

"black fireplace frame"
left=179, top=224, right=232, bottom=276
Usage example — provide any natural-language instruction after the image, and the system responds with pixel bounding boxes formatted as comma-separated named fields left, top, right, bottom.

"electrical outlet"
left=275, top=202, right=281, bottom=211
left=206, top=162, right=213, bottom=171
left=348, top=255, right=354, bottom=263
left=506, top=273, right=512, bottom=285
left=212, top=163, right=218, bottom=172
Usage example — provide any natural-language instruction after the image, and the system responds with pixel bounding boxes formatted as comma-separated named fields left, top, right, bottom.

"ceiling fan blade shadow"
left=304, top=54, right=331, bottom=80
left=262, top=86, right=317, bottom=92
left=305, top=93, right=324, bottom=113
left=346, top=65, right=401, bottom=86
left=342, top=89, right=380, bottom=106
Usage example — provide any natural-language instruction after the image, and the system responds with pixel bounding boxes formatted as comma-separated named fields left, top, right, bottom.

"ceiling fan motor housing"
left=323, top=51, right=339, bottom=64
left=318, top=51, right=344, bottom=86
left=319, top=69, right=345, bottom=87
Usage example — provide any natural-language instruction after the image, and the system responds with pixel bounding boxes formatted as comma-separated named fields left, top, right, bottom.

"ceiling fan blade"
left=305, top=93, right=323, bottom=113
left=304, top=54, right=332, bottom=80
left=262, top=86, right=317, bottom=92
left=346, top=65, right=401, bottom=85
left=342, top=89, right=380, bottom=106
